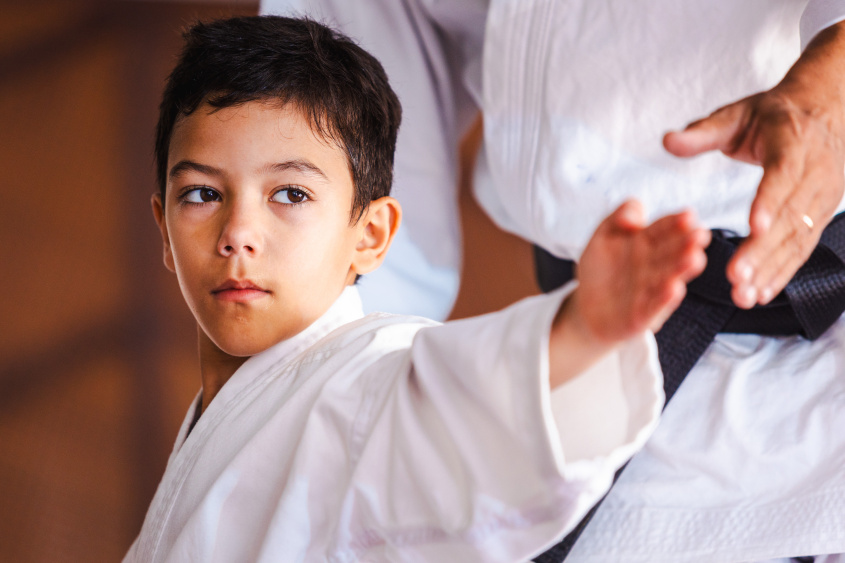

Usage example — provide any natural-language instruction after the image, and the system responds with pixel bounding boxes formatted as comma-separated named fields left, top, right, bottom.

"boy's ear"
left=151, top=193, right=176, bottom=273
left=351, top=196, right=402, bottom=277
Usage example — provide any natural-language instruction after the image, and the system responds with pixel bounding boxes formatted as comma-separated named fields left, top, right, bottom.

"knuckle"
left=782, top=199, right=805, bottom=225
left=777, top=203, right=814, bottom=260
left=789, top=228, right=813, bottom=260
left=767, top=157, right=802, bottom=186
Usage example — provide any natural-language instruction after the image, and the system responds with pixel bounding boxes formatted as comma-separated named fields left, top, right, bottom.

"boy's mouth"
left=212, top=279, right=271, bottom=302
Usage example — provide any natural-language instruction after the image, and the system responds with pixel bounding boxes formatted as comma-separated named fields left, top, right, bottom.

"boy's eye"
left=271, top=188, right=309, bottom=205
left=184, top=187, right=220, bottom=203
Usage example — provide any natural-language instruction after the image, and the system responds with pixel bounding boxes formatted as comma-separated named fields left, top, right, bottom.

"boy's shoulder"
left=299, top=311, right=442, bottom=367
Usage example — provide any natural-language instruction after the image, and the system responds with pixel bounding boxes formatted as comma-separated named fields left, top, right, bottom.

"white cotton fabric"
left=481, top=0, right=845, bottom=261
left=480, top=2, right=845, bottom=561
left=802, top=0, right=845, bottom=48
left=124, top=286, right=663, bottom=562
left=259, top=1, right=845, bottom=560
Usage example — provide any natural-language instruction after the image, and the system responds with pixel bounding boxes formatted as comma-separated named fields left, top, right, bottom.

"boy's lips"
left=211, top=279, right=271, bottom=302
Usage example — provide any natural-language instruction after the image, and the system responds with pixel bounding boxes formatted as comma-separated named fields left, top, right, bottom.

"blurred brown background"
left=0, top=1, right=537, bottom=560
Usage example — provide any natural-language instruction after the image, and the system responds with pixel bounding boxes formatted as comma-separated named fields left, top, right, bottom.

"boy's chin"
left=200, top=328, right=282, bottom=359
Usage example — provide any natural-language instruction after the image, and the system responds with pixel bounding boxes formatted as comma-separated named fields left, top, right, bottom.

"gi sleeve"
left=337, top=285, right=664, bottom=562
left=801, top=0, right=845, bottom=49
left=261, top=0, right=487, bottom=320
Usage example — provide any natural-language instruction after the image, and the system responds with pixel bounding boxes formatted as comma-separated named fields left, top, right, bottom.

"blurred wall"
left=0, top=2, right=536, bottom=560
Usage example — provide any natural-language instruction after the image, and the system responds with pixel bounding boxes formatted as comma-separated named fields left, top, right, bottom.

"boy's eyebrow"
left=169, top=160, right=223, bottom=180
left=168, top=159, right=329, bottom=181
left=264, top=159, right=328, bottom=181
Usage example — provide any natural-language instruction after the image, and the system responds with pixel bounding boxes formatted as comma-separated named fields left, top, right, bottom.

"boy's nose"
left=217, top=205, right=263, bottom=257
left=219, top=241, right=255, bottom=256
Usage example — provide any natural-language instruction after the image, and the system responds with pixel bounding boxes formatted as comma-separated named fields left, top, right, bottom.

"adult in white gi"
left=124, top=286, right=664, bottom=562
left=261, top=1, right=845, bottom=561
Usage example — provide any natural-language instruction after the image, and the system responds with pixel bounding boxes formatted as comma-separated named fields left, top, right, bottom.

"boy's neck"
left=192, top=286, right=361, bottom=413
left=197, top=327, right=249, bottom=413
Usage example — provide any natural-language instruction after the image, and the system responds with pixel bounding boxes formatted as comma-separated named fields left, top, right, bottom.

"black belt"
left=532, top=211, right=845, bottom=562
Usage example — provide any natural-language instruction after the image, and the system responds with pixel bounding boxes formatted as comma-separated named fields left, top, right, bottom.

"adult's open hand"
left=664, top=21, right=845, bottom=309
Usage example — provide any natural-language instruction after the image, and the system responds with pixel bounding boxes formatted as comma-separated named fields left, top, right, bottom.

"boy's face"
left=154, top=101, right=388, bottom=357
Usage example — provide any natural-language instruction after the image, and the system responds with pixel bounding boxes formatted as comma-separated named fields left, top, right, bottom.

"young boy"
left=125, top=16, right=710, bottom=562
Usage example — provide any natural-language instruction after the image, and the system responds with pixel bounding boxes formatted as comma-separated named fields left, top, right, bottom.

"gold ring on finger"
left=802, top=214, right=814, bottom=230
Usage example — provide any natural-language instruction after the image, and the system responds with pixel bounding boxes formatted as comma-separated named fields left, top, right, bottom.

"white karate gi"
left=125, top=286, right=663, bottom=562
left=259, top=1, right=845, bottom=561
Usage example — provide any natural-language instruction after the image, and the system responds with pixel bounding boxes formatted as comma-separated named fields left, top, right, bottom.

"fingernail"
left=620, top=203, right=643, bottom=225
left=735, top=260, right=753, bottom=282
left=760, top=287, right=773, bottom=304
left=740, top=285, right=757, bottom=307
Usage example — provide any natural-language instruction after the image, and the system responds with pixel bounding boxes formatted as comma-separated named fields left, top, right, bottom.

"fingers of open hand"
left=603, top=199, right=646, bottom=232
left=580, top=204, right=709, bottom=339
left=663, top=98, right=752, bottom=158
left=643, top=212, right=710, bottom=281
left=630, top=213, right=709, bottom=329
left=728, top=138, right=843, bottom=308
left=730, top=190, right=828, bottom=307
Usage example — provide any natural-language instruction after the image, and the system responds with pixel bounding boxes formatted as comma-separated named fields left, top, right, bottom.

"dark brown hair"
left=155, top=15, right=401, bottom=218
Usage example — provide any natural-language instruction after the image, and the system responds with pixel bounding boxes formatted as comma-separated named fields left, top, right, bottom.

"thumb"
left=604, top=199, right=646, bottom=231
left=663, top=100, right=749, bottom=158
